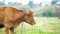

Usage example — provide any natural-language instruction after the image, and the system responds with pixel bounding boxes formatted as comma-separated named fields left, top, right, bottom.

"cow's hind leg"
left=10, top=27, right=14, bottom=34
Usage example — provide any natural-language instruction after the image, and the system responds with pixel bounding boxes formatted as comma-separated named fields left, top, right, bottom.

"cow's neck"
left=15, top=11, right=25, bottom=24
left=21, top=11, right=26, bottom=22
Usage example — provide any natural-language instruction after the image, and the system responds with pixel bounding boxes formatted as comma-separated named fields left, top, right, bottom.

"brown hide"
left=0, top=6, right=24, bottom=34
left=0, top=6, right=23, bottom=28
left=0, top=6, right=35, bottom=34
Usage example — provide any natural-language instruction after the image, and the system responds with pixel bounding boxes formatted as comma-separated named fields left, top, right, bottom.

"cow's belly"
left=0, top=11, right=5, bottom=28
left=0, top=23, right=4, bottom=28
left=0, top=17, right=5, bottom=24
left=0, top=18, right=4, bottom=28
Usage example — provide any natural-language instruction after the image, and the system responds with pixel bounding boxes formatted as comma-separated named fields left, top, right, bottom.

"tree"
left=0, top=1, right=5, bottom=6
left=42, top=12, right=46, bottom=17
left=8, top=2, right=22, bottom=6
left=56, top=6, right=60, bottom=19
left=28, top=1, right=34, bottom=8
left=51, top=0, right=59, bottom=5
left=3, top=0, right=5, bottom=4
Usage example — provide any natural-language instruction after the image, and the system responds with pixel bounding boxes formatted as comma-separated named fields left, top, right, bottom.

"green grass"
left=0, top=17, right=60, bottom=34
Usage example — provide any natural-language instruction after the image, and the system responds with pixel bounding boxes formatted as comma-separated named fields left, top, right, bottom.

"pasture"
left=0, top=17, right=60, bottom=34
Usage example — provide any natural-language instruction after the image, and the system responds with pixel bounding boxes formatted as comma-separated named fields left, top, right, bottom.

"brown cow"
left=0, top=6, right=35, bottom=34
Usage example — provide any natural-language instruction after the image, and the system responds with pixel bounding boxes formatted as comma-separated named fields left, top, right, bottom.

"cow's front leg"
left=5, top=27, right=9, bottom=34
left=10, top=27, right=14, bottom=34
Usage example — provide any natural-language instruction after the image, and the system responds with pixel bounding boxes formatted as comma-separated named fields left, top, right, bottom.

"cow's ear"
left=25, top=10, right=33, bottom=15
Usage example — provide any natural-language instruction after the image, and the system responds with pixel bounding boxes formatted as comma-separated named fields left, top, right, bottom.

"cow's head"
left=23, top=10, right=36, bottom=25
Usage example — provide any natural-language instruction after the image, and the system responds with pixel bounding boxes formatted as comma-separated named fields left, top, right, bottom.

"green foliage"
left=55, top=6, right=60, bottom=17
left=51, top=0, right=59, bottom=5
left=8, top=2, right=22, bottom=6
left=28, top=1, right=35, bottom=8
left=33, top=5, right=58, bottom=17
left=42, top=6, right=56, bottom=17
left=42, top=12, right=46, bottom=17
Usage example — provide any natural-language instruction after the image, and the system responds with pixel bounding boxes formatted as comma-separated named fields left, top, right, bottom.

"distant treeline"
left=33, top=5, right=60, bottom=17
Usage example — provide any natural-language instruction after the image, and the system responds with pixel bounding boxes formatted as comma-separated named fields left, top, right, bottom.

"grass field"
left=0, top=17, right=60, bottom=34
